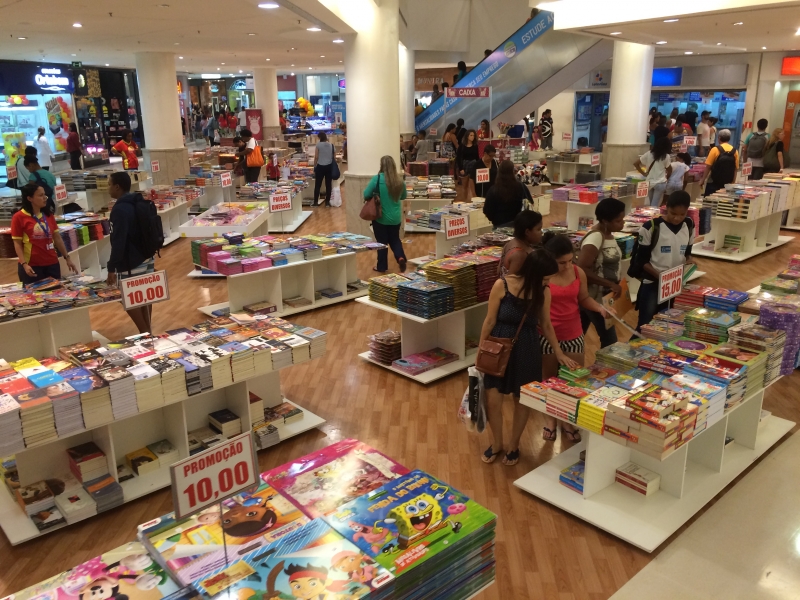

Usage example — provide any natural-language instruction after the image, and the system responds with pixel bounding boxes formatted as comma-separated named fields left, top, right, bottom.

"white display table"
left=514, top=380, right=793, bottom=552
left=403, top=197, right=451, bottom=234
left=546, top=153, right=602, bottom=185
left=409, top=210, right=493, bottom=266
left=268, top=191, right=312, bottom=233
left=178, top=204, right=271, bottom=238
left=552, top=195, right=635, bottom=232
left=692, top=212, right=793, bottom=262
left=158, top=200, right=191, bottom=246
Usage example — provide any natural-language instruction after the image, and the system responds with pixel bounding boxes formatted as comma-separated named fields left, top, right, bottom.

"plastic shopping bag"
left=467, top=367, right=487, bottom=433
left=458, top=386, right=474, bottom=431
left=330, top=184, right=343, bottom=207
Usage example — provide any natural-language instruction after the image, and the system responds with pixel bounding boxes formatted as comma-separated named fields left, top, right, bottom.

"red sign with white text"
left=151, top=160, right=160, bottom=173
left=220, top=171, right=232, bottom=187
left=742, top=161, right=752, bottom=176
left=445, top=87, right=490, bottom=98
left=636, top=181, right=650, bottom=199
left=475, top=168, right=490, bottom=184
left=54, top=184, right=68, bottom=203
left=591, top=153, right=600, bottom=166
left=562, top=132, right=572, bottom=141
left=7, top=165, right=17, bottom=180
left=445, top=215, right=469, bottom=239
left=658, top=264, right=684, bottom=304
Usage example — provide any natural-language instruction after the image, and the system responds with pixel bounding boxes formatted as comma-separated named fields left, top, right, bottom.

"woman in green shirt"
left=364, top=155, right=408, bottom=272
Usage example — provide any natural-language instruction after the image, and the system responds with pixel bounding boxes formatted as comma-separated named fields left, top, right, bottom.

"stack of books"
left=187, top=343, right=233, bottom=388
left=615, top=462, right=661, bottom=496
left=396, top=280, right=455, bottom=319
left=759, top=304, right=800, bottom=376
left=209, top=408, right=241, bottom=438
left=175, top=355, right=203, bottom=395
left=221, top=342, right=255, bottom=381
left=738, top=291, right=779, bottom=315
left=283, top=295, right=312, bottom=308
left=16, top=389, right=58, bottom=446
left=704, top=288, right=749, bottom=311
left=14, top=480, right=56, bottom=518
left=559, top=461, right=585, bottom=494
left=666, top=337, right=717, bottom=358
left=253, top=422, right=280, bottom=449
left=67, top=441, right=109, bottom=482
left=595, top=342, right=658, bottom=372
left=188, top=426, right=223, bottom=452
left=683, top=307, right=741, bottom=344
left=639, top=349, right=696, bottom=375
left=424, top=258, right=478, bottom=310
left=263, top=400, right=304, bottom=427
left=296, top=326, right=327, bottom=359
left=558, top=365, right=590, bottom=383
left=147, top=439, right=180, bottom=468
left=46, top=381, right=83, bottom=436
left=641, top=319, right=685, bottom=341
left=606, top=372, right=649, bottom=392
left=281, top=334, right=311, bottom=363
left=249, top=391, right=264, bottom=428
left=685, top=354, right=748, bottom=411
left=369, top=273, right=409, bottom=308
left=317, top=286, right=342, bottom=299
left=728, top=323, right=785, bottom=385
left=53, top=472, right=96, bottom=524
left=73, top=373, right=113, bottom=428
left=0, top=393, right=24, bottom=455
left=392, top=348, right=459, bottom=376
left=368, top=330, right=402, bottom=365
left=452, top=253, right=499, bottom=302
left=147, top=357, right=187, bottom=402
left=673, top=284, right=712, bottom=312
left=126, top=363, right=164, bottom=410
left=83, top=473, right=124, bottom=512
left=760, top=276, right=798, bottom=295
left=266, top=338, right=293, bottom=369
left=97, top=366, right=138, bottom=420
left=543, top=378, right=589, bottom=423
left=243, top=338, right=273, bottom=373
left=707, top=344, right=767, bottom=397
left=577, top=396, right=608, bottom=435
left=243, top=300, right=278, bottom=316
left=664, top=373, right=726, bottom=428
left=654, top=307, right=689, bottom=325
left=125, top=447, right=160, bottom=476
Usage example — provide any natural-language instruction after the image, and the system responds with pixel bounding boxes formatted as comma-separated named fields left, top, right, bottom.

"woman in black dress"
left=456, top=129, right=479, bottom=198
left=479, top=249, right=577, bottom=466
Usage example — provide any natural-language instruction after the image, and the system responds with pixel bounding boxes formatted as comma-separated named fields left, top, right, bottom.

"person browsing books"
left=364, top=156, right=408, bottom=273
left=482, top=160, right=531, bottom=228
left=12, top=183, right=77, bottom=285
left=500, top=210, right=543, bottom=276
left=633, top=136, right=672, bottom=207
left=631, top=191, right=695, bottom=331
left=237, top=128, right=265, bottom=184
left=541, top=233, right=613, bottom=443
left=479, top=249, right=571, bottom=466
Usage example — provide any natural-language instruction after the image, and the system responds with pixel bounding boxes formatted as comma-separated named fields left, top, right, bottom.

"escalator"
left=414, top=11, right=613, bottom=134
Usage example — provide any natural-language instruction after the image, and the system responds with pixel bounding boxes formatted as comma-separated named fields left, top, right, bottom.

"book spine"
left=615, top=476, right=649, bottom=495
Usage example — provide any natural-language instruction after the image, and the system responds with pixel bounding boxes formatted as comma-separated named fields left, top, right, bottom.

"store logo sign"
left=230, top=79, right=248, bottom=90
left=35, top=67, right=70, bottom=91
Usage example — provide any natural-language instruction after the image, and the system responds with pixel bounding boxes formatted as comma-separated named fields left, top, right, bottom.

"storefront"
left=188, top=77, right=254, bottom=115
left=0, top=61, right=77, bottom=183
left=649, top=90, right=747, bottom=147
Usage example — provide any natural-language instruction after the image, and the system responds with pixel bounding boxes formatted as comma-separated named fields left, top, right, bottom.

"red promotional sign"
left=684, top=136, right=697, bottom=146
left=445, top=87, right=490, bottom=98
left=475, top=168, right=490, bottom=184
left=445, top=215, right=469, bottom=239
left=658, top=264, right=684, bottom=304
left=636, top=181, right=650, bottom=199
left=428, top=127, right=437, bottom=136
left=54, top=184, right=68, bottom=203
left=562, top=132, right=572, bottom=141
left=742, top=161, right=752, bottom=176
left=151, top=160, right=160, bottom=173
left=120, top=270, right=170, bottom=309
left=6, top=165, right=17, bottom=180
left=591, top=153, right=600, bottom=166
left=269, top=192, right=292, bottom=212
left=220, top=171, right=232, bottom=187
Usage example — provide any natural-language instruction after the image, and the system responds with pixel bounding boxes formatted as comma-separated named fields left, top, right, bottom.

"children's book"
left=262, top=439, right=410, bottom=519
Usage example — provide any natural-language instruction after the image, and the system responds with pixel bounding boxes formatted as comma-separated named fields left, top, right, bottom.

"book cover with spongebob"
left=3, top=540, right=187, bottom=600
left=261, top=440, right=409, bottom=520
left=137, top=482, right=309, bottom=586
left=191, top=519, right=395, bottom=600
left=324, top=470, right=497, bottom=575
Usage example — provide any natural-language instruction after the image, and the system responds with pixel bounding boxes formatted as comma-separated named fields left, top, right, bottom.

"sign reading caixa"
left=0, top=61, right=75, bottom=95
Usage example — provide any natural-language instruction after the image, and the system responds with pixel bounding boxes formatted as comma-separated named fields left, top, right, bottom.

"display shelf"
left=552, top=195, right=635, bottom=232
left=782, top=206, right=800, bottom=231
left=158, top=201, right=191, bottom=247
left=546, top=154, right=602, bottom=185
left=178, top=204, right=271, bottom=238
left=267, top=191, right=313, bottom=233
left=408, top=213, right=493, bottom=264
left=404, top=224, right=440, bottom=234
left=692, top=211, right=791, bottom=262
left=514, top=383, right=794, bottom=552
left=187, top=269, right=226, bottom=279
left=355, top=297, right=488, bottom=383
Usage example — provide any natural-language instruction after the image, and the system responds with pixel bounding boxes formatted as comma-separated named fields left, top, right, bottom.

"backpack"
left=627, top=217, right=694, bottom=280
left=711, top=146, right=737, bottom=186
left=130, top=194, right=164, bottom=260
left=747, top=132, right=768, bottom=159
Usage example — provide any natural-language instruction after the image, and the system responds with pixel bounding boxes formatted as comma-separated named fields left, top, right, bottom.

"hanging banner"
left=445, top=87, right=490, bottom=98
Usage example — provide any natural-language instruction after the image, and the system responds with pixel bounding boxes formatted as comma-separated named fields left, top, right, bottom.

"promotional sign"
left=444, top=215, right=469, bottom=240
left=151, top=160, right=160, bottom=173
left=244, top=108, right=263, bottom=140
left=170, top=432, right=258, bottom=519
left=269, top=192, right=292, bottom=212
left=742, top=161, right=752, bottom=176
left=445, top=86, right=490, bottom=98
left=680, top=144, right=688, bottom=152
left=684, top=136, right=697, bottom=146
left=220, top=171, right=232, bottom=187
left=428, top=127, right=437, bottom=136
left=591, top=153, right=600, bottom=166
left=120, top=270, right=170, bottom=310
left=636, top=181, right=650, bottom=199
left=475, top=168, right=490, bottom=184
left=742, top=121, right=753, bottom=130
left=54, top=184, right=68, bottom=203
left=562, top=132, right=572, bottom=141
left=658, top=264, right=684, bottom=304
left=6, top=165, right=16, bottom=180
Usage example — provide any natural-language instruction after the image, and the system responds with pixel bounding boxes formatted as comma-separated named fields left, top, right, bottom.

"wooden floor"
left=1, top=195, right=799, bottom=600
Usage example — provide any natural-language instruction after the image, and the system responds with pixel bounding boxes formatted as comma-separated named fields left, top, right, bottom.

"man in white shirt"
left=696, top=111, right=711, bottom=157
left=237, top=106, right=247, bottom=133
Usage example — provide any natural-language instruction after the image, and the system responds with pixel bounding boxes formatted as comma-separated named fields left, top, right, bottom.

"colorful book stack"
left=452, top=253, right=499, bottom=302
left=521, top=381, right=549, bottom=404
left=296, top=326, right=327, bottom=359
left=704, top=288, right=749, bottom=312
left=424, top=258, right=478, bottom=310
left=558, top=365, right=591, bottom=383
left=738, top=291, right=778, bottom=315
left=759, top=304, right=800, bottom=375
left=683, top=307, right=741, bottom=344
left=263, top=400, right=304, bottom=427
left=727, top=323, right=785, bottom=385
left=577, top=395, right=608, bottom=435
left=82, top=472, right=124, bottom=512
left=396, top=280, right=455, bottom=319
left=559, top=461, right=585, bottom=494
left=392, top=348, right=459, bottom=375
left=13, top=480, right=61, bottom=526
left=673, top=284, right=712, bottom=312
left=67, top=441, right=109, bottom=482
left=53, top=472, right=96, bottom=524
left=666, top=337, right=716, bottom=358
left=639, top=349, right=696, bottom=375
left=0, top=393, right=24, bottom=455
left=760, top=276, right=799, bottom=295
left=543, top=378, right=589, bottom=423
left=615, top=462, right=661, bottom=496
left=98, top=365, right=138, bottom=420
left=641, top=319, right=685, bottom=341
left=595, top=342, right=659, bottom=372
left=685, top=354, right=748, bottom=411
left=707, top=344, right=767, bottom=397
left=368, top=330, right=402, bottom=365
left=664, top=373, right=726, bottom=428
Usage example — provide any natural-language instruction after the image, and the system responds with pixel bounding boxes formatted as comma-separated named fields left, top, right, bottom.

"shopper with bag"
left=312, top=132, right=335, bottom=207
left=633, top=136, right=672, bottom=206
left=363, top=155, right=407, bottom=273
left=477, top=249, right=573, bottom=466
left=237, top=129, right=264, bottom=183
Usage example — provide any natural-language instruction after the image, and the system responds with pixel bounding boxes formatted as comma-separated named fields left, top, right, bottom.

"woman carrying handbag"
left=476, top=249, right=577, bottom=466
left=362, top=155, right=407, bottom=273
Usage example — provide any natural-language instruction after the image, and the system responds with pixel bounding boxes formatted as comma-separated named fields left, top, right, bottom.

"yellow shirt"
left=705, top=143, right=739, bottom=170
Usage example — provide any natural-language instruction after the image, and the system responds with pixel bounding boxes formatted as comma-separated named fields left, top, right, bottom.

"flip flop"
left=542, top=427, right=557, bottom=441
left=481, top=446, right=502, bottom=464
left=502, top=449, right=520, bottom=466
left=562, top=429, right=582, bottom=443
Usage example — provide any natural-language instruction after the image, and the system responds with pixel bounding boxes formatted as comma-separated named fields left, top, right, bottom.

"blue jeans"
left=648, top=181, right=667, bottom=206
left=372, top=221, right=405, bottom=271
left=636, top=281, right=668, bottom=331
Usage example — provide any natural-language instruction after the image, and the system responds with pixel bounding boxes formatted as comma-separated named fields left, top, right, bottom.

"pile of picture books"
left=641, top=319, right=684, bottom=341
left=542, top=378, right=589, bottom=423
left=664, top=373, right=725, bottom=429
left=673, top=284, right=712, bottom=311
left=424, top=258, right=478, bottom=311
left=760, top=276, right=799, bottom=295
left=704, top=288, right=749, bottom=312
left=396, top=280, right=455, bottom=319
left=0, top=276, right=121, bottom=320
left=727, top=322, right=786, bottom=386
left=392, top=348, right=459, bottom=376
left=453, top=253, right=500, bottom=302
left=559, top=461, right=585, bottom=494
left=595, top=341, right=659, bottom=372
left=576, top=394, right=610, bottom=435
left=53, top=472, right=97, bottom=523
left=707, top=344, right=767, bottom=397
left=368, top=330, right=402, bottom=365
left=684, top=354, right=748, bottom=410
left=683, top=307, right=741, bottom=344
left=615, top=462, right=661, bottom=496
left=253, top=400, right=305, bottom=449
left=369, top=273, right=410, bottom=308
left=759, top=304, right=800, bottom=375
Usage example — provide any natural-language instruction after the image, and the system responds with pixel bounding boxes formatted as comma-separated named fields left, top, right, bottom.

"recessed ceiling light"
left=320, top=55, right=325, bottom=58
left=610, top=32, right=622, bottom=35
left=308, top=67, right=312, bottom=70
left=73, top=22, right=82, bottom=27
left=762, top=46, right=767, bottom=50
left=266, top=58, right=271, bottom=61
left=239, top=70, right=243, bottom=73
left=217, top=67, right=220, bottom=70
left=258, top=2, right=279, bottom=7
left=664, top=19, right=679, bottom=23
left=339, top=60, right=342, bottom=63
left=248, top=33, right=256, bottom=36
left=290, top=72, right=294, bottom=76
left=307, top=27, right=321, bottom=32
left=221, top=62, right=225, bottom=65
left=179, top=56, right=184, bottom=59
left=174, top=42, right=180, bottom=45
left=291, top=64, right=294, bottom=66
left=656, top=41, right=667, bottom=45
left=733, top=21, right=743, bottom=25
left=796, top=28, right=800, bottom=36
left=717, top=42, right=722, bottom=45
left=17, top=37, right=26, bottom=40
left=105, top=63, right=109, bottom=66
left=333, top=39, right=344, bottom=43
left=291, top=47, right=295, bottom=50
left=684, top=51, right=693, bottom=55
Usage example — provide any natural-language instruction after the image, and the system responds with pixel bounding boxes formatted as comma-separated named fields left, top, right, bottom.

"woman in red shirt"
left=540, top=233, right=611, bottom=442
left=478, top=119, right=493, bottom=140
left=66, top=123, right=83, bottom=170
left=111, top=130, right=139, bottom=170
left=265, top=152, right=281, bottom=181
left=11, top=183, right=77, bottom=284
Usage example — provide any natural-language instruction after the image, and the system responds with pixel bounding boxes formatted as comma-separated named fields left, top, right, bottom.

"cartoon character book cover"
left=191, top=519, right=394, bottom=600
left=138, top=482, right=309, bottom=586
left=324, top=470, right=496, bottom=575
left=4, top=541, right=182, bottom=600
left=261, top=440, right=410, bottom=520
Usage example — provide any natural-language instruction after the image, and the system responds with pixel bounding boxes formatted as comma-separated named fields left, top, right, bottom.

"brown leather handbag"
left=360, top=173, right=383, bottom=221
left=475, top=313, right=527, bottom=377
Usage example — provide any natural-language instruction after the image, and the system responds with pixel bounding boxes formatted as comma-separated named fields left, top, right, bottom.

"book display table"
left=404, top=197, right=450, bottom=233
left=546, top=153, right=602, bottom=184
left=179, top=203, right=271, bottom=238
left=553, top=195, right=635, bottom=232
left=267, top=191, right=313, bottom=233
left=692, top=212, right=792, bottom=262
left=409, top=209, right=493, bottom=266
left=158, top=200, right=191, bottom=247
left=513, top=381, right=793, bottom=552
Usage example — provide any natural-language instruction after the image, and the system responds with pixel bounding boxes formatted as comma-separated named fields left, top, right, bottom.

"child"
left=665, top=152, right=692, bottom=199
left=266, top=152, right=281, bottom=181
left=633, top=191, right=695, bottom=330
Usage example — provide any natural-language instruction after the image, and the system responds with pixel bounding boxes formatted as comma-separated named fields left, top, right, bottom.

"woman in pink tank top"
left=540, top=233, right=613, bottom=443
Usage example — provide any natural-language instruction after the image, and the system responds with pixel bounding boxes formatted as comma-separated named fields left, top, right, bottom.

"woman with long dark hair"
left=478, top=119, right=493, bottom=140
left=482, top=159, right=531, bottom=227
left=365, top=155, right=408, bottom=272
left=479, top=249, right=577, bottom=466
left=634, top=136, right=673, bottom=206
left=456, top=129, right=479, bottom=197
left=500, top=210, right=543, bottom=276
left=11, top=183, right=76, bottom=284
left=441, top=123, right=459, bottom=159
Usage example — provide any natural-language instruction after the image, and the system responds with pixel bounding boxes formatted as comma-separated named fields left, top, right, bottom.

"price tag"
left=54, top=184, right=68, bottom=203
left=119, top=270, right=170, bottom=309
left=151, top=160, right=160, bottom=173
left=170, top=432, right=258, bottom=519
left=742, top=161, right=752, bottom=176
left=428, top=127, right=437, bottom=136
left=269, top=192, right=292, bottom=212
left=658, top=264, right=684, bottom=304
left=444, top=215, right=469, bottom=240
left=101, top=150, right=109, bottom=160
left=562, top=132, right=572, bottom=141
left=475, top=168, right=490, bottom=184
left=591, top=153, right=600, bottom=166
left=220, top=171, right=232, bottom=187
left=684, top=136, right=697, bottom=146
left=636, top=181, right=650, bottom=199
left=7, top=165, right=17, bottom=180
left=680, top=144, right=688, bottom=152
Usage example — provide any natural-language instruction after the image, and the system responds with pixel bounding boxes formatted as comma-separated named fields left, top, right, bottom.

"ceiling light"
left=221, top=62, right=225, bottom=65
left=17, top=37, right=26, bottom=40
left=610, top=32, right=622, bottom=35
left=179, top=56, right=184, bottom=59
left=248, top=33, right=256, bottom=36
left=684, top=51, right=693, bottom=55
left=656, top=41, right=667, bottom=45
left=229, top=73, right=234, bottom=76
left=247, top=73, right=251, bottom=76
left=307, top=27, right=321, bottom=32
left=796, top=28, right=800, bottom=35
left=308, top=67, right=313, bottom=70
left=664, top=19, right=679, bottom=23
left=762, top=46, right=767, bottom=50
left=290, top=72, right=294, bottom=76
left=217, top=67, right=220, bottom=70
left=105, top=63, right=109, bottom=66
left=333, top=39, right=344, bottom=43
left=73, top=22, right=82, bottom=27
left=239, top=70, right=243, bottom=73
left=320, top=55, right=325, bottom=58
left=733, top=21, right=743, bottom=25
left=258, top=2, right=279, bottom=7
left=266, top=58, right=271, bottom=61
left=291, top=64, right=294, bottom=66
left=717, top=42, right=722, bottom=45
left=174, top=42, right=180, bottom=45
left=339, top=60, right=342, bottom=63
left=291, top=47, right=295, bottom=50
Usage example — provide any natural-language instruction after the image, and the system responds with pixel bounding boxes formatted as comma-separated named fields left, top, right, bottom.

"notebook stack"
left=126, top=363, right=164, bottom=410
left=396, top=280, right=455, bottom=319
left=615, top=462, right=661, bottom=496
left=543, top=378, right=590, bottom=423
left=392, top=348, right=459, bottom=375
left=97, top=366, right=138, bottom=420
left=707, top=344, right=767, bottom=397
left=683, top=307, right=741, bottom=344
left=146, top=357, right=187, bottom=402
left=187, top=343, right=233, bottom=388
left=368, top=330, right=402, bottom=365
left=424, top=258, right=478, bottom=310
left=296, top=326, right=328, bottom=359
left=641, top=319, right=685, bottom=341
left=369, top=273, right=409, bottom=308
left=595, top=342, right=659, bottom=372
left=209, top=408, right=241, bottom=438
left=673, top=284, right=712, bottom=311
left=45, top=381, right=83, bottom=436
left=67, top=441, right=109, bottom=482
left=759, top=304, right=800, bottom=375
left=664, top=373, right=726, bottom=428
left=83, top=473, right=124, bottom=512
left=220, top=342, right=255, bottom=381
left=727, top=323, right=785, bottom=385
left=704, top=288, right=749, bottom=312
left=576, top=396, right=608, bottom=435
left=53, top=472, right=97, bottom=524
left=685, top=354, right=748, bottom=411
left=760, top=277, right=799, bottom=295
left=560, top=461, right=585, bottom=494
left=0, top=394, right=25, bottom=454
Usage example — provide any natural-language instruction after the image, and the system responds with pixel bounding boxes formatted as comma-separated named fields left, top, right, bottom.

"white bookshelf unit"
left=552, top=195, right=635, bottom=232
left=546, top=153, right=602, bottom=185
left=178, top=204, right=272, bottom=238
left=56, top=236, right=111, bottom=281
left=692, top=212, right=793, bottom=262
left=158, top=201, right=191, bottom=247
left=197, top=252, right=369, bottom=318
left=782, top=206, right=800, bottom=231
left=355, top=297, right=487, bottom=384
left=268, top=192, right=313, bottom=233
left=403, top=197, right=450, bottom=234
left=513, top=381, right=794, bottom=552
left=409, top=211, right=493, bottom=266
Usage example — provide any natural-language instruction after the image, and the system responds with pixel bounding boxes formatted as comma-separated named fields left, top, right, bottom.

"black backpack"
left=131, top=193, right=164, bottom=260
left=627, top=217, right=694, bottom=280
left=711, top=147, right=737, bottom=186
left=747, top=132, right=768, bottom=159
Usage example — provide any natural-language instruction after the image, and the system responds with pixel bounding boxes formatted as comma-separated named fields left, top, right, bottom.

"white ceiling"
left=0, top=0, right=348, bottom=75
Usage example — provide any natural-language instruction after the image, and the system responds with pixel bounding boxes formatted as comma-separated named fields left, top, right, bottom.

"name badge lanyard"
left=34, top=215, right=53, bottom=251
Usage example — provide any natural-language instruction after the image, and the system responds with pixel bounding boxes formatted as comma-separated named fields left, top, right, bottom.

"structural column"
left=341, top=0, right=401, bottom=237
left=253, top=67, right=280, bottom=139
left=135, top=52, right=188, bottom=186
left=603, top=41, right=654, bottom=177
left=398, top=43, right=416, bottom=137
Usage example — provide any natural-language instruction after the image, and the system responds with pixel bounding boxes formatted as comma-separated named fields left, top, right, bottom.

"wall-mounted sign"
left=337, top=79, right=346, bottom=89
left=230, top=79, right=248, bottom=91
left=781, top=57, right=800, bottom=76
left=35, top=67, right=72, bottom=92
left=0, top=62, right=75, bottom=95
